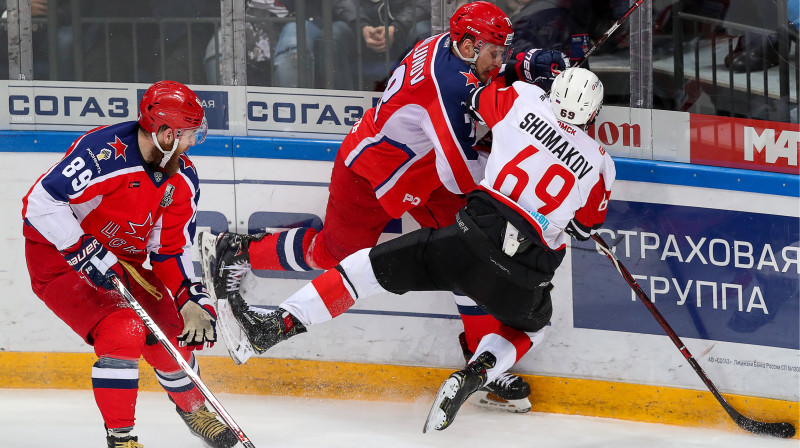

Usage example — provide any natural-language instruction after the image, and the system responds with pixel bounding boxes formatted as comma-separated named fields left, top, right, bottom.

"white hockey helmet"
left=550, top=67, right=604, bottom=127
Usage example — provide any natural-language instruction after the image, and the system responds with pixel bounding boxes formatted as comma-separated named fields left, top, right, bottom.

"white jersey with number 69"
left=469, top=81, right=616, bottom=250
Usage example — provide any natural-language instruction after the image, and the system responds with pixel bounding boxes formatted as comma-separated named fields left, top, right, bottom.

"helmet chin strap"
left=151, top=132, right=179, bottom=169
left=453, top=40, right=478, bottom=67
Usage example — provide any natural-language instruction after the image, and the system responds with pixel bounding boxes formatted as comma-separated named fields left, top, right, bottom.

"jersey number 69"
left=493, top=145, right=575, bottom=215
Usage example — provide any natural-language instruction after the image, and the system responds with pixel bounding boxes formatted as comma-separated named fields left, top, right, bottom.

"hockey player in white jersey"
left=205, top=1, right=570, bottom=413
left=223, top=67, right=614, bottom=432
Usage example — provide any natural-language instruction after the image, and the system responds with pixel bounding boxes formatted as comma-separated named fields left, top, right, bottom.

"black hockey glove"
left=61, top=234, right=121, bottom=290
left=514, top=48, right=569, bottom=91
left=175, top=280, right=217, bottom=350
left=565, top=219, right=591, bottom=242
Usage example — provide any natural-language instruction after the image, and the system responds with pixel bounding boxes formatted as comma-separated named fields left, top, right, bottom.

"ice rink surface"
left=1, top=389, right=797, bottom=448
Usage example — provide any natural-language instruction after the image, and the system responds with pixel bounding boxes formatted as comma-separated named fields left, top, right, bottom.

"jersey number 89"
left=62, top=157, right=93, bottom=191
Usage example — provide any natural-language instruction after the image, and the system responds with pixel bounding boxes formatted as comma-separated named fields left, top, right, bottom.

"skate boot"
left=176, top=404, right=238, bottom=448
left=106, top=427, right=143, bottom=448
left=459, top=332, right=532, bottom=413
left=423, top=351, right=496, bottom=432
left=228, top=292, right=307, bottom=354
left=211, top=231, right=267, bottom=300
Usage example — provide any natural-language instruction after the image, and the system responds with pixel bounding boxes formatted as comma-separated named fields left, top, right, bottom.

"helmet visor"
left=480, top=42, right=512, bottom=65
left=179, top=116, right=208, bottom=146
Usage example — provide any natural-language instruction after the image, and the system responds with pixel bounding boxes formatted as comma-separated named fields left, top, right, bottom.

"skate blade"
left=198, top=231, right=218, bottom=302
left=470, top=390, right=532, bottom=413
left=216, top=298, right=256, bottom=365
left=423, top=376, right=460, bottom=433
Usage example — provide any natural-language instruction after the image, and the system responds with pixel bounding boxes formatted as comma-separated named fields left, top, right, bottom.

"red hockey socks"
left=458, top=303, right=532, bottom=364
left=249, top=228, right=317, bottom=271
left=281, top=267, right=356, bottom=325
left=142, top=339, right=204, bottom=412
left=91, top=309, right=147, bottom=430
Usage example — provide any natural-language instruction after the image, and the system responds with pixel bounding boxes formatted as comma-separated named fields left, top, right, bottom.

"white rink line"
left=0, top=389, right=796, bottom=448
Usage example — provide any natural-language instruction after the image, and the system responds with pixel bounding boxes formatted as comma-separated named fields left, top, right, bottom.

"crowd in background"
left=0, top=0, right=796, bottom=121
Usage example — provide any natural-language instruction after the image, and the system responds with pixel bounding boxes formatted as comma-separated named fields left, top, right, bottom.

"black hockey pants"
left=369, top=205, right=557, bottom=333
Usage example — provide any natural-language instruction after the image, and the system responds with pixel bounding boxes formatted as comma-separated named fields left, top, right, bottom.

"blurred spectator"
left=82, top=0, right=218, bottom=84
left=205, top=0, right=290, bottom=86
left=723, top=0, right=798, bottom=73
left=273, top=1, right=353, bottom=89
left=508, top=0, right=630, bottom=66
left=205, top=1, right=356, bottom=89
left=0, top=0, right=73, bottom=80
left=335, top=0, right=432, bottom=90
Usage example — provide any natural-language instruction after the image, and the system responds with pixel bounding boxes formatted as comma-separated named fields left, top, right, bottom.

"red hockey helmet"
left=449, top=1, right=514, bottom=48
left=139, top=80, right=207, bottom=145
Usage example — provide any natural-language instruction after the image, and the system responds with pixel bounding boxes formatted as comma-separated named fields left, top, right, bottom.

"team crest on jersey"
left=98, top=148, right=112, bottom=161
left=109, top=136, right=128, bottom=161
left=125, top=212, right=154, bottom=242
left=461, top=71, right=481, bottom=89
left=161, top=184, right=175, bottom=207
left=154, top=172, right=163, bottom=182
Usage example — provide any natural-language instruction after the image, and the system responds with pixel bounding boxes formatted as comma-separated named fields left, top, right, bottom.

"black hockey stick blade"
left=735, top=415, right=795, bottom=438
left=591, top=234, right=796, bottom=439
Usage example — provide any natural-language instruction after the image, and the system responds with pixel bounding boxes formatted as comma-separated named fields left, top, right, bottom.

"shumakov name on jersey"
left=519, top=112, right=593, bottom=180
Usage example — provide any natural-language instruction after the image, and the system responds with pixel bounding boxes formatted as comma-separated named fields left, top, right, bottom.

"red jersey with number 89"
left=470, top=81, right=615, bottom=250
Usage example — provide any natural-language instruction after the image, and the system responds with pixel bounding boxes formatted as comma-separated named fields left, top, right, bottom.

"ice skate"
left=216, top=292, right=258, bottom=365
left=106, top=428, right=143, bottom=448
left=176, top=404, right=238, bottom=448
left=423, top=351, right=496, bottom=432
left=228, top=292, right=307, bottom=354
left=459, top=332, right=532, bottom=413
left=201, top=231, right=267, bottom=301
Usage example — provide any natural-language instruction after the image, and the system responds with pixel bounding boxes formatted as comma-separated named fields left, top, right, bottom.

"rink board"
left=0, top=81, right=798, bottom=434
left=0, top=351, right=797, bottom=436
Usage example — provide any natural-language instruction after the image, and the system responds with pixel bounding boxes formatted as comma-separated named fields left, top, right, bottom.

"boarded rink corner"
left=1, top=352, right=797, bottom=438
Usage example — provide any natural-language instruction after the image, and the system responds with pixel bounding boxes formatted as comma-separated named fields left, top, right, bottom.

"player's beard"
left=162, top=152, right=182, bottom=176
left=148, top=151, right=181, bottom=177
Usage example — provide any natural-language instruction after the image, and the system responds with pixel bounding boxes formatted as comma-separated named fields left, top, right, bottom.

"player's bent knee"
left=369, top=227, right=436, bottom=293
left=91, top=308, right=147, bottom=359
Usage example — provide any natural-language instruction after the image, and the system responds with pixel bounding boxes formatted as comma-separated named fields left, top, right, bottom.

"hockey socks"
left=249, top=227, right=317, bottom=271
left=154, top=353, right=205, bottom=412
left=281, top=267, right=356, bottom=324
left=92, top=356, right=140, bottom=429
left=91, top=309, right=147, bottom=429
left=281, top=248, right=386, bottom=325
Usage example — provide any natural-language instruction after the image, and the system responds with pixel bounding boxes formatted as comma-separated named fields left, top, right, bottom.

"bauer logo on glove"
left=516, top=48, right=569, bottom=90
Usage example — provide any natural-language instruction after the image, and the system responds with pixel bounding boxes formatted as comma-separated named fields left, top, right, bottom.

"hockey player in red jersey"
left=221, top=66, right=614, bottom=432
left=22, top=81, right=237, bottom=448
left=204, top=1, right=568, bottom=412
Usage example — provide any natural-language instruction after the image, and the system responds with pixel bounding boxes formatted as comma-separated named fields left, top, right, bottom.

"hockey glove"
left=61, top=234, right=121, bottom=290
left=564, top=219, right=591, bottom=242
left=515, top=48, right=569, bottom=91
left=176, top=280, right=217, bottom=350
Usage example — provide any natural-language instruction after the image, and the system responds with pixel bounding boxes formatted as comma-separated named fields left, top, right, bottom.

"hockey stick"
left=574, top=0, right=650, bottom=68
left=590, top=234, right=796, bottom=438
left=110, top=276, right=257, bottom=448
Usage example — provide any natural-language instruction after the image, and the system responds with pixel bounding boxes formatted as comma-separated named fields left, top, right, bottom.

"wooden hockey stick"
left=591, top=234, right=795, bottom=438
left=111, top=276, right=257, bottom=448
left=574, top=0, right=650, bottom=68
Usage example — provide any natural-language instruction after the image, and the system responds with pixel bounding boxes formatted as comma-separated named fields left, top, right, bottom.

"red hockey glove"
left=175, top=280, right=217, bottom=350
left=61, top=234, right=122, bottom=290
